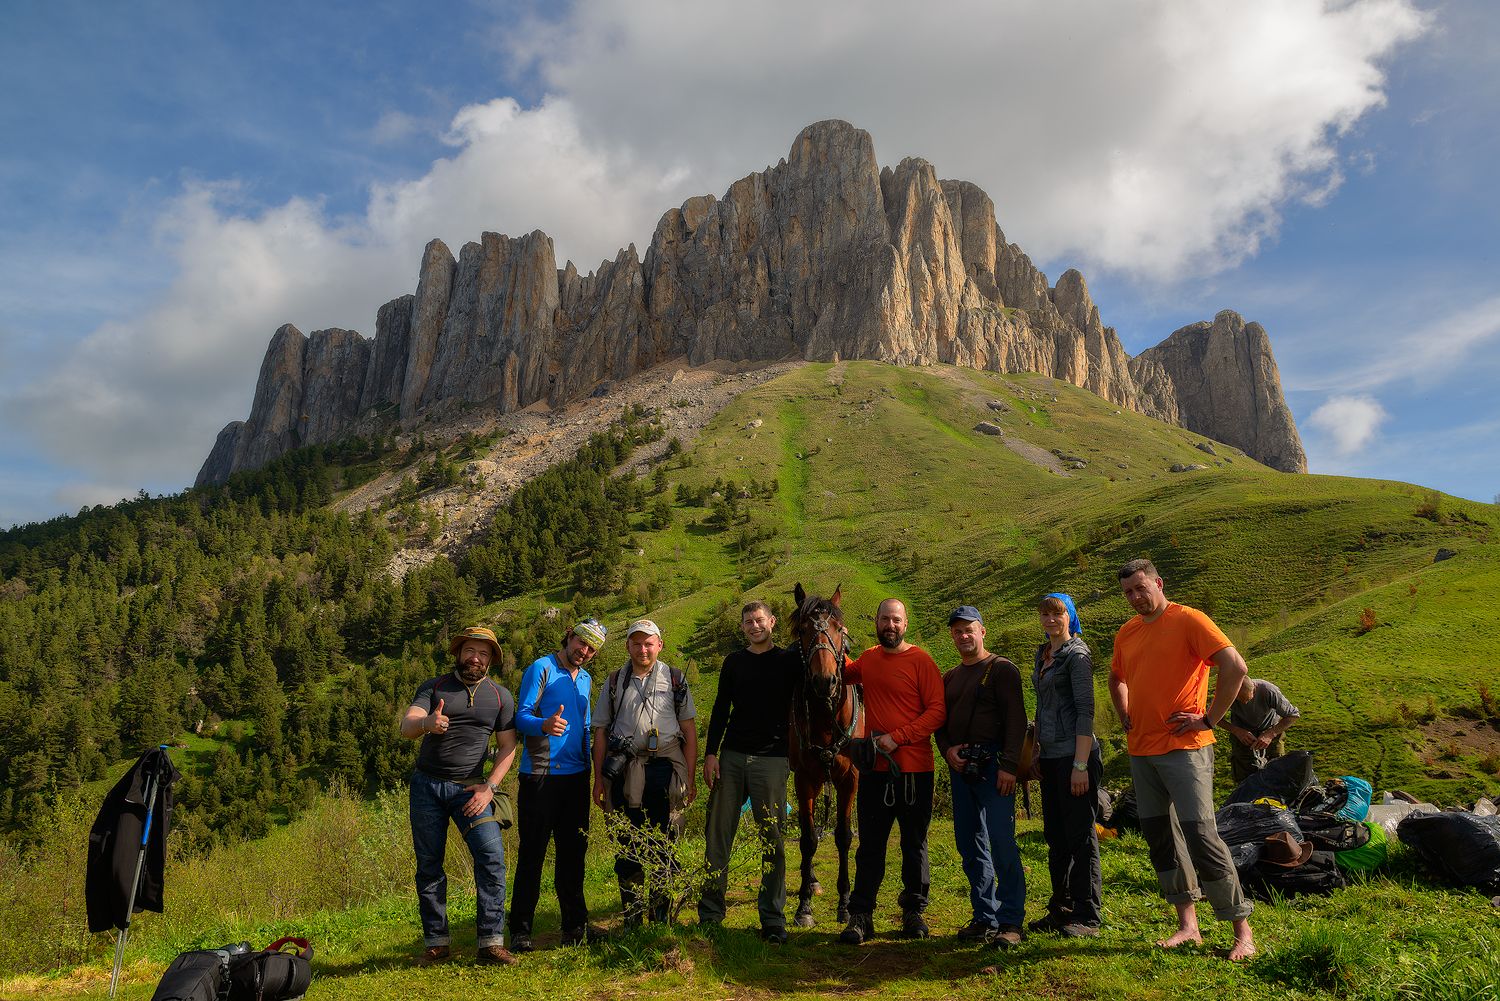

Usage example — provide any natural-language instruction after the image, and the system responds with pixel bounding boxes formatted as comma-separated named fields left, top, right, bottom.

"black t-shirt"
left=410, top=673, right=516, bottom=781
left=705, top=646, right=799, bottom=758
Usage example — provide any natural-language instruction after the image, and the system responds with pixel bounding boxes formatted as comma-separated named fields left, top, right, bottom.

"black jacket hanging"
left=86, top=747, right=180, bottom=933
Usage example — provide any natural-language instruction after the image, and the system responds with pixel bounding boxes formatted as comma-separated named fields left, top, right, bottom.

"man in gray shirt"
left=1222, top=678, right=1300, bottom=783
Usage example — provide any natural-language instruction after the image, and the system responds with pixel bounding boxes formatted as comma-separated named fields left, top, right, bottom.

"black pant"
left=509, top=772, right=591, bottom=936
left=611, top=758, right=676, bottom=919
left=849, top=770, right=934, bottom=916
left=1038, top=748, right=1104, bottom=926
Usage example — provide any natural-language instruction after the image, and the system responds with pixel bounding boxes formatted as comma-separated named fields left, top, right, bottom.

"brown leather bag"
left=1017, top=722, right=1041, bottom=783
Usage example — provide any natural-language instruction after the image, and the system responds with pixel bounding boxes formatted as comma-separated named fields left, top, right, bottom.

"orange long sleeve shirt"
left=845, top=644, right=947, bottom=773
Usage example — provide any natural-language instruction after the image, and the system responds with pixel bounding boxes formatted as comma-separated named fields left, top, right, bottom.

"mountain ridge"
left=197, top=120, right=1307, bottom=485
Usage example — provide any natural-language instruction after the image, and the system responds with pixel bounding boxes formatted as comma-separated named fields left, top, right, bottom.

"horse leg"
left=834, top=770, right=855, bottom=924
left=794, top=782, right=819, bottom=927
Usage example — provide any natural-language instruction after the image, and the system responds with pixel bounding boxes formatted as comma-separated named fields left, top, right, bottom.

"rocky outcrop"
left=1131, top=311, right=1307, bottom=472
left=197, top=119, right=1306, bottom=484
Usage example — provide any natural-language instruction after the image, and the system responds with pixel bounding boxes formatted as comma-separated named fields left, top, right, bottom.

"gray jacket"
left=1032, top=635, right=1097, bottom=759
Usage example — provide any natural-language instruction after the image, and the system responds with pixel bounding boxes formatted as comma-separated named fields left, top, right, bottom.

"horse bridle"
left=795, top=606, right=860, bottom=774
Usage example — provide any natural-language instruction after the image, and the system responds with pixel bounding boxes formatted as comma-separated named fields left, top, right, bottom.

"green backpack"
left=1334, top=820, right=1388, bottom=872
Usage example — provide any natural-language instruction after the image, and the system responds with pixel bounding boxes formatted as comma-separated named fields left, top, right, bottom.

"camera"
left=601, top=734, right=633, bottom=783
left=957, top=745, right=992, bottom=783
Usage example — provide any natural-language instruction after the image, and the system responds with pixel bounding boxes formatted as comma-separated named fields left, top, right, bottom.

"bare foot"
left=1156, top=928, right=1203, bottom=949
left=1226, top=935, right=1256, bottom=962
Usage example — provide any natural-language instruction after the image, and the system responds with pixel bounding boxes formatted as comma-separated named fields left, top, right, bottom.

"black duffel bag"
left=1299, top=810, right=1372, bottom=853
left=1244, top=849, right=1348, bottom=901
left=1398, top=811, right=1500, bottom=894
left=227, top=937, right=313, bottom=1001
left=1222, top=750, right=1317, bottom=807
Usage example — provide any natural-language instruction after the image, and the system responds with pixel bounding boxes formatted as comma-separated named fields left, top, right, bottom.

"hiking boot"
left=1060, top=922, right=1100, bottom=938
left=1026, top=912, right=1069, bottom=934
left=760, top=926, right=789, bottom=944
left=509, top=933, right=534, bottom=953
left=417, top=944, right=450, bottom=965
left=475, top=945, right=518, bottom=966
left=900, top=911, right=930, bottom=939
left=561, top=924, right=608, bottom=946
left=993, top=925, right=1024, bottom=950
left=956, top=919, right=999, bottom=944
left=839, top=913, right=874, bottom=945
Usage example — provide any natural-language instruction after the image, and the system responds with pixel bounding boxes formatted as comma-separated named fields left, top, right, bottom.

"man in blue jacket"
left=509, top=618, right=606, bottom=951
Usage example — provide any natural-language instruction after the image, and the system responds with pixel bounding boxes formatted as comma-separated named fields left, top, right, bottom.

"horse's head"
left=792, top=582, right=848, bottom=701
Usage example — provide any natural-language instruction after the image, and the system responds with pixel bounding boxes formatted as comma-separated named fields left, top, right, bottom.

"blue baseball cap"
left=948, top=605, right=984, bottom=625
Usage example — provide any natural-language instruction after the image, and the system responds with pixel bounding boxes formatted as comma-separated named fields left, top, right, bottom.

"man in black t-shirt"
left=697, top=601, right=797, bottom=941
left=400, top=625, right=519, bottom=966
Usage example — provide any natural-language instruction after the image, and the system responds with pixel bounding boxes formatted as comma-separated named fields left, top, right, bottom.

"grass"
left=11, top=359, right=1500, bottom=997
left=10, top=788, right=1500, bottom=1000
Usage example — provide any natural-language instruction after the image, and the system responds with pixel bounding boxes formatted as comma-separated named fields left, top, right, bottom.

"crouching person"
left=592, top=620, right=699, bottom=925
left=399, top=625, right=519, bottom=966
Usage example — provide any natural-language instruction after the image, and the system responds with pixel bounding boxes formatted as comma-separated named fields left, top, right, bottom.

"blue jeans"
left=950, top=753, right=1026, bottom=928
left=409, top=770, right=507, bottom=947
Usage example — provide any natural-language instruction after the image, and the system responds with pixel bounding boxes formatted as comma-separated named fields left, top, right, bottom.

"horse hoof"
left=795, top=914, right=816, bottom=928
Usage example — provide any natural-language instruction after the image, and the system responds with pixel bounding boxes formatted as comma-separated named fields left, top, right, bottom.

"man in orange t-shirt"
left=1109, top=559, right=1255, bottom=962
left=837, top=598, right=947, bottom=945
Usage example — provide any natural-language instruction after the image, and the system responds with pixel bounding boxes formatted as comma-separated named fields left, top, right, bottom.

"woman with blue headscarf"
left=1029, top=592, right=1103, bottom=937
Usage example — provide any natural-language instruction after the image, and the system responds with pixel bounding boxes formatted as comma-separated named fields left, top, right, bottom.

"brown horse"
left=788, top=583, right=862, bottom=927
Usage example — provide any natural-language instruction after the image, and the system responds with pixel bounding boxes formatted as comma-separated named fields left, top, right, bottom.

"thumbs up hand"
left=543, top=704, right=568, bottom=736
left=427, top=698, right=450, bottom=735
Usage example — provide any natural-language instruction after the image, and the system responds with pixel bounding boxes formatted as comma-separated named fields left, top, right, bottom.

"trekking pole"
left=109, top=746, right=169, bottom=999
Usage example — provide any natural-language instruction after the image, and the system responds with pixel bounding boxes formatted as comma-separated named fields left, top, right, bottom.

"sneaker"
left=957, top=919, right=1000, bottom=944
left=1060, top=922, right=1100, bottom=938
left=900, top=911, right=930, bottom=939
left=561, top=924, right=607, bottom=946
left=993, top=925, right=1024, bottom=950
left=760, top=926, right=789, bottom=944
left=417, top=944, right=450, bottom=965
left=509, top=933, right=534, bottom=954
left=1026, top=912, right=1069, bottom=934
left=839, top=913, right=874, bottom=945
left=475, top=945, right=518, bottom=966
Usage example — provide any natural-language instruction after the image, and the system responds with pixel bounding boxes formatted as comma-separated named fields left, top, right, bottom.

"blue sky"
left=1, top=0, right=1495, bottom=528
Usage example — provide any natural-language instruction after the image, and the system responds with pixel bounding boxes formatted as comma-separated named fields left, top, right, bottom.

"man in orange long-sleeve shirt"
left=838, top=598, right=947, bottom=945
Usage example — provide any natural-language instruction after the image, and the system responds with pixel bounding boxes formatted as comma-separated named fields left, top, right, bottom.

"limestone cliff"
left=197, top=120, right=1306, bottom=486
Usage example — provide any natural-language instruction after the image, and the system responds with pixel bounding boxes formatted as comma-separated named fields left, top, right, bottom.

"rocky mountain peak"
left=197, top=120, right=1306, bottom=485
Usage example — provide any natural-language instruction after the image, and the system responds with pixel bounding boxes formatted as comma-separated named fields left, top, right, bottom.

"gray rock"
left=200, top=121, right=1309, bottom=482
left=1435, top=548, right=1458, bottom=563
left=974, top=422, right=1004, bottom=436
left=1196, top=441, right=1217, bottom=455
left=1170, top=463, right=1209, bottom=473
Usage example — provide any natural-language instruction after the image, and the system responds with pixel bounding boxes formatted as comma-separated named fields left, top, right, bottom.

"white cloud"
left=1307, top=394, right=1389, bottom=456
left=0, top=0, right=1432, bottom=509
left=1324, top=293, right=1500, bottom=394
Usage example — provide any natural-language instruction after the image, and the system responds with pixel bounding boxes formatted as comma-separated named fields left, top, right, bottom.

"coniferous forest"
left=0, top=408, right=666, bottom=853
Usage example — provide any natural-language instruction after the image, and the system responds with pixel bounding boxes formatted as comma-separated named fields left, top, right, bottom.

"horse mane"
left=796, top=593, right=843, bottom=627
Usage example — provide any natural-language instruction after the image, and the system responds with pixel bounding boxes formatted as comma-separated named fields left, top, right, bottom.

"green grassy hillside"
left=6, top=360, right=1500, bottom=999
left=503, top=361, right=1500, bottom=800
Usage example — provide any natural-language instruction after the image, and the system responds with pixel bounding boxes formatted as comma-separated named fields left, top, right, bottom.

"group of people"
left=399, top=557, right=1300, bottom=966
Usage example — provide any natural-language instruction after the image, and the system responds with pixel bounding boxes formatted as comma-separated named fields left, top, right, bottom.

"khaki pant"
left=1130, top=746, right=1252, bottom=922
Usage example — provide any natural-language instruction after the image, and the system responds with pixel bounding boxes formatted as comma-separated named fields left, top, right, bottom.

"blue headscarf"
left=1043, top=592, right=1082, bottom=637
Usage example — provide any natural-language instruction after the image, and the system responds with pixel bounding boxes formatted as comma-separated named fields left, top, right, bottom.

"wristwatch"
left=1071, top=760, right=1088, bottom=772
left=486, top=780, right=500, bottom=795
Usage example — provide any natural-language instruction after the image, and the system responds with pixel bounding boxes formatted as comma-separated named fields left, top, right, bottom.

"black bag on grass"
left=1216, top=801, right=1303, bottom=849
left=1397, top=811, right=1500, bottom=894
left=1298, top=810, right=1371, bottom=853
left=1244, top=850, right=1347, bottom=901
left=1107, top=787, right=1140, bottom=832
left=1222, top=750, right=1316, bottom=807
left=151, top=944, right=245, bottom=1001
left=226, top=936, right=313, bottom=1001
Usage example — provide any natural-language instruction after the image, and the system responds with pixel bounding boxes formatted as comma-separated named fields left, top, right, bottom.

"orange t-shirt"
left=1110, top=603, right=1232, bottom=757
left=845, top=645, right=947, bottom=773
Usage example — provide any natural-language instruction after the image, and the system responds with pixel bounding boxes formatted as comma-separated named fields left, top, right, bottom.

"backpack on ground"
left=226, top=936, right=313, bottom=1001
left=1243, top=849, right=1348, bottom=900
left=1298, top=810, right=1372, bottom=853
left=151, top=946, right=240, bottom=1001
left=1398, top=811, right=1500, bottom=894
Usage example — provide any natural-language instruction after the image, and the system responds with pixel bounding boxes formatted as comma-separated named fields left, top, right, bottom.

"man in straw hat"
left=400, top=625, right=519, bottom=966
left=509, top=618, right=608, bottom=951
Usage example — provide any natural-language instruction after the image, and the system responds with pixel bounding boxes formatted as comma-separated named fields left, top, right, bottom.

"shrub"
left=1358, top=608, right=1378, bottom=634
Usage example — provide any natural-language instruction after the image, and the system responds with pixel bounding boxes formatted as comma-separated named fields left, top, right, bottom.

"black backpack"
left=227, top=937, right=313, bottom=1001
left=151, top=938, right=312, bottom=1001
left=1298, top=810, right=1372, bottom=853
left=1243, top=849, right=1348, bottom=900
